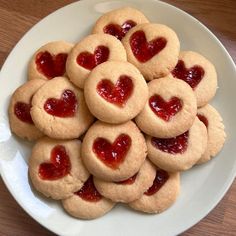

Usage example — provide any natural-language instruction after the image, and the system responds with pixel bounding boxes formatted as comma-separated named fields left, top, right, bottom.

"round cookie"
left=28, top=41, right=73, bottom=81
left=197, top=104, right=226, bottom=164
left=30, top=76, right=94, bottom=139
left=93, top=159, right=156, bottom=203
left=122, top=23, right=180, bottom=80
left=92, top=7, right=149, bottom=40
left=62, top=176, right=115, bottom=219
left=81, top=120, right=147, bottom=182
left=147, top=118, right=208, bottom=172
left=135, top=76, right=197, bottom=138
left=171, top=51, right=217, bottom=107
left=84, top=61, right=148, bottom=124
left=29, top=137, right=89, bottom=200
left=8, top=79, right=46, bottom=140
left=129, top=169, right=180, bottom=214
left=66, top=34, right=127, bottom=89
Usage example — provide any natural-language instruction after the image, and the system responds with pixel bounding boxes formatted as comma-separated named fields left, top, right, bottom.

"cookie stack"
left=8, top=7, right=226, bottom=219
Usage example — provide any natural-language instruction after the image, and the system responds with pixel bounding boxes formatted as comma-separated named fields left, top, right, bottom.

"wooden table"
left=0, top=0, right=235, bottom=235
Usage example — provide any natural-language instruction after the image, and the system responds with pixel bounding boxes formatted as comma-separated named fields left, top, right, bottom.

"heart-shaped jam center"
left=76, top=46, right=109, bottom=70
left=130, top=30, right=167, bottom=63
left=151, top=131, right=189, bottom=154
left=144, top=169, right=169, bottom=196
left=75, top=176, right=102, bottom=202
left=93, top=134, right=132, bottom=169
left=39, top=145, right=71, bottom=180
left=97, top=75, right=133, bottom=107
left=104, top=20, right=137, bottom=40
left=44, top=89, right=77, bottom=117
left=36, top=51, right=67, bottom=79
left=116, top=173, right=137, bottom=185
left=14, top=101, right=33, bottom=124
left=149, top=95, right=182, bottom=121
left=197, top=114, right=208, bottom=128
left=172, top=60, right=205, bottom=89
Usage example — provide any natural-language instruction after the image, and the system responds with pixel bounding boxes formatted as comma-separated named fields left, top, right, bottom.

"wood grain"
left=0, top=0, right=235, bottom=235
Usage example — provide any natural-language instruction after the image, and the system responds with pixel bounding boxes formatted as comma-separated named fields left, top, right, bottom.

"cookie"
left=62, top=176, right=115, bottom=219
left=93, top=159, right=156, bottom=203
left=66, top=34, right=127, bottom=89
left=171, top=51, right=217, bottom=107
left=129, top=169, right=180, bottom=214
left=8, top=79, right=46, bottom=140
left=122, top=23, right=180, bottom=80
left=29, top=137, right=89, bottom=200
left=197, top=104, right=226, bottom=164
left=28, top=41, right=73, bottom=81
left=30, top=77, right=94, bottom=139
left=135, top=76, right=197, bottom=138
left=81, top=120, right=147, bottom=182
left=84, top=61, right=148, bottom=124
left=92, top=7, right=149, bottom=40
left=147, top=118, right=207, bottom=172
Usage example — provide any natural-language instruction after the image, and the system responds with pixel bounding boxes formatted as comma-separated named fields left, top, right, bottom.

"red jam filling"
left=117, top=173, right=137, bottom=185
left=14, top=101, right=33, bottom=124
left=35, top=51, right=67, bottom=79
left=144, top=169, right=169, bottom=196
left=197, top=114, right=208, bottom=128
left=103, top=20, right=137, bottom=40
left=39, top=145, right=71, bottom=180
left=130, top=30, right=167, bottom=63
left=44, top=89, right=77, bottom=117
left=172, top=60, right=205, bottom=89
left=92, top=134, right=132, bottom=169
left=76, top=46, right=109, bottom=70
left=149, top=95, right=182, bottom=121
left=96, top=75, right=133, bottom=107
left=75, top=176, right=102, bottom=202
left=151, top=131, right=189, bottom=154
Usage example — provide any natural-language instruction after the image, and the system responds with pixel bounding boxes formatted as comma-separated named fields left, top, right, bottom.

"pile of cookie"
left=8, top=7, right=226, bottom=219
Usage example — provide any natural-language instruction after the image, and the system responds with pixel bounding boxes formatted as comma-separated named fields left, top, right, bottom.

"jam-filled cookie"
left=197, top=104, right=226, bottom=164
left=171, top=51, right=217, bottom=107
left=28, top=41, right=73, bottom=81
left=122, top=23, right=180, bottom=80
left=84, top=61, right=148, bottom=124
left=92, top=7, right=149, bottom=40
left=147, top=118, right=207, bottom=172
left=136, top=76, right=197, bottom=138
left=62, top=176, right=115, bottom=219
left=81, top=120, right=147, bottom=182
left=30, top=77, right=94, bottom=139
left=93, top=159, right=156, bottom=203
left=129, top=169, right=180, bottom=213
left=29, top=137, right=89, bottom=200
left=66, top=34, right=127, bottom=89
left=8, top=79, right=46, bottom=140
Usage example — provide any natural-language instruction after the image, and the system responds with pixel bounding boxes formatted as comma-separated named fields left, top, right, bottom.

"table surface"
left=0, top=0, right=235, bottom=235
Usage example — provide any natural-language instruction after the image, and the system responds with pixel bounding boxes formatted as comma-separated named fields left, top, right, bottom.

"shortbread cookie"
left=62, top=176, right=115, bottom=219
left=136, top=76, right=197, bottom=138
left=171, top=51, right=217, bottom=107
left=81, top=120, right=147, bottom=182
left=197, top=104, right=226, bottom=164
left=129, top=169, right=180, bottom=213
left=84, top=61, right=148, bottom=124
left=31, top=77, right=94, bottom=139
left=92, top=7, right=149, bottom=40
left=94, top=159, right=156, bottom=203
left=147, top=118, right=207, bottom=172
left=28, top=41, right=73, bottom=80
left=29, top=137, right=89, bottom=200
left=66, top=34, right=127, bottom=89
left=8, top=79, right=46, bottom=140
left=122, top=23, right=180, bottom=80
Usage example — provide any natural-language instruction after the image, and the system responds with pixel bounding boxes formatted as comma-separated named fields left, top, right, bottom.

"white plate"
left=0, top=0, right=236, bottom=235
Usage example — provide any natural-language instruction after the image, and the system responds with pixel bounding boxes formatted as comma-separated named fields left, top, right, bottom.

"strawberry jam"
left=14, top=102, right=33, bottom=124
left=197, top=114, right=208, bottom=128
left=117, top=173, right=137, bottom=185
